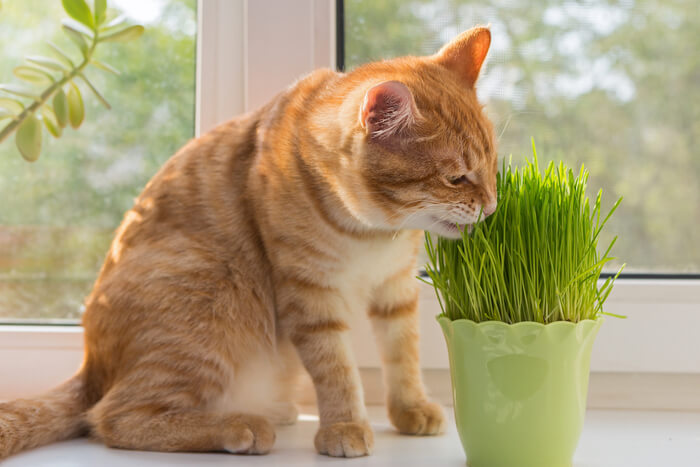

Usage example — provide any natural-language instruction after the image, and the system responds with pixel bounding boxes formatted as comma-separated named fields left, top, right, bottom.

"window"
left=0, top=0, right=697, bottom=402
left=343, top=0, right=700, bottom=275
left=0, top=0, right=197, bottom=322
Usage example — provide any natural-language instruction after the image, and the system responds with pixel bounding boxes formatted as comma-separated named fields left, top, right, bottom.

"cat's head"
left=352, top=27, right=497, bottom=239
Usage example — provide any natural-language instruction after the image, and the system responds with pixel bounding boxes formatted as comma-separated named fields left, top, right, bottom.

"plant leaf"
left=16, top=115, right=42, bottom=162
left=62, top=18, right=95, bottom=39
left=26, top=55, right=68, bottom=72
left=94, top=0, right=107, bottom=25
left=78, top=73, right=110, bottom=109
left=67, top=82, right=85, bottom=128
left=0, top=84, right=39, bottom=99
left=53, top=89, right=69, bottom=128
left=0, top=97, right=24, bottom=113
left=62, top=0, right=94, bottom=30
left=100, top=14, right=126, bottom=32
left=100, top=25, right=144, bottom=42
left=63, top=24, right=89, bottom=57
left=46, top=41, right=75, bottom=68
left=90, top=59, right=120, bottom=75
left=42, top=107, right=62, bottom=138
left=44, top=116, right=61, bottom=137
left=0, top=108, right=15, bottom=120
left=13, top=66, right=54, bottom=84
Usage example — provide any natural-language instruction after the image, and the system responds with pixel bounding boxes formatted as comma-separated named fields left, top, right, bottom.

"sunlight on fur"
left=0, top=26, right=496, bottom=460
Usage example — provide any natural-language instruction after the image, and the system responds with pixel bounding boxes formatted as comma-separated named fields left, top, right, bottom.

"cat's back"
left=100, top=105, right=272, bottom=275
left=81, top=107, right=279, bottom=380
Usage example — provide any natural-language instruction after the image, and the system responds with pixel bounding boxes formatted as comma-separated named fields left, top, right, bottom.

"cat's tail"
left=0, top=372, right=90, bottom=459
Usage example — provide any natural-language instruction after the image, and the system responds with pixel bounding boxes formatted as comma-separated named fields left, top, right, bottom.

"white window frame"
left=2, top=0, right=700, bottom=408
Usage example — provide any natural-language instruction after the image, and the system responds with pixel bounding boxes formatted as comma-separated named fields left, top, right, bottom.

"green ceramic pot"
left=437, top=316, right=603, bottom=467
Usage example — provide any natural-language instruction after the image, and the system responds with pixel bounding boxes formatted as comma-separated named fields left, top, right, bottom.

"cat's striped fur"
left=0, top=27, right=496, bottom=459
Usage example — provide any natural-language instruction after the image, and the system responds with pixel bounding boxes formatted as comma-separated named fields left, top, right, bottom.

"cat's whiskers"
left=383, top=199, right=443, bottom=223
left=423, top=210, right=465, bottom=233
left=390, top=210, right=427, bottom=239
left=391, top=203, right=449, bottom=235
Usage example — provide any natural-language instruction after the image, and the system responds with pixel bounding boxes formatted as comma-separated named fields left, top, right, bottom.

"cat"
left=0, top=26, right=497, bottom=459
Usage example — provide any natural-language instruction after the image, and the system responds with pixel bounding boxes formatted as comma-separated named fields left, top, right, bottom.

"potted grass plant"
left=424, top=143, right=624, bottom=467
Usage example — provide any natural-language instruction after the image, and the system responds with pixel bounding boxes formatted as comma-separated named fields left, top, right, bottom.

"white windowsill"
left=2, top=405, right=699, bottom=467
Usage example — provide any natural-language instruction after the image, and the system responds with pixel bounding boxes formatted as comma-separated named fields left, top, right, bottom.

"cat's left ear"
left=433, top=26, right=491, bottom=88
left=360, top=80, right=419, bottom=140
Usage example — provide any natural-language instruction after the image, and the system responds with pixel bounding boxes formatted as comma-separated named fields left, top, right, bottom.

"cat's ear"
left=360, top=80, right=418, bottom=140
left=433, top=26, right=491, bottom=87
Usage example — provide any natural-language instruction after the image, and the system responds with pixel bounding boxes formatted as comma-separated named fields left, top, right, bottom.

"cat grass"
left=424, top=142, right=624, bottom=324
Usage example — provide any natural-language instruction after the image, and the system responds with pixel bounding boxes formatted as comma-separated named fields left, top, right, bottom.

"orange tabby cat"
left=0, top=27, right=497, bottom=458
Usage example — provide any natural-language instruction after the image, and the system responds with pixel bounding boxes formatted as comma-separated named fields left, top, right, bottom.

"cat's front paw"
left=314, top=421, right=374, bottom=457
left=389, top=400, right=446, bottom=435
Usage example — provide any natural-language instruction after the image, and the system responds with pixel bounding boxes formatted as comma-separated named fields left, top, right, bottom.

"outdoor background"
left=0, top=0, right=196, bottom=320
left=1, top=0, right=698, bottom=321
left=345, top=0, right=700, bottom=277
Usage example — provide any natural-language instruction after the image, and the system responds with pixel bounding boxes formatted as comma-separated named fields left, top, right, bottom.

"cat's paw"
left=389, top=400, right=446, bottom=436
left=314, top=421, right=374, bottom=457
left=224, top=414, right=276, bottom=455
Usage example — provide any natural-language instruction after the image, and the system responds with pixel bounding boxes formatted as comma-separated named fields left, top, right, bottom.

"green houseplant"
left=424, top=143, right=624, bottom=467
left=0, top=0, right=144, bottom=162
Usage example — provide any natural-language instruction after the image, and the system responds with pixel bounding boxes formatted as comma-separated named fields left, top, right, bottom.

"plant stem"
left=0, top=31, right=99, bottom=144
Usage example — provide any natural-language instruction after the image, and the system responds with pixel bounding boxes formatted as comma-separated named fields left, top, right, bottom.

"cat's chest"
left=330, top=230, right=420, bottom=308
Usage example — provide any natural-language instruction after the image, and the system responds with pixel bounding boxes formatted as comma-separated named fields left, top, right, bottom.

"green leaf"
left=78, top=73, right=110, bottom=109
left=44, top=115, right=61, bottom=137
left=67, top=82, right=84, bottom=129
left=100, top=14, right=126, bottom=32
left=0, top=84, right=39, bottom=99
left=90, top=59, right=120, bottom=75
left=94, top=0, right=107, bottom=25
left=100, top=25, right=144, bottom=42
left=62, top=0, right=94, bottom=30
left=63, top=24, right=89, bottom=57
left=42, top=107, right=62, bottom=138
left=0, top=108, right=15, bottom=120
left=26, top=55, right=68, bottom=72
left=62, top=18, right=95, bottom=39
left=16, top=115, right=42, bottom=162
left=13, top=66, right=54, bottom=84
left=0, top=97, right=24, bottom=114
left=53, top=89, right=69, bottom=128
left=46, top=41, right=75, bottom=68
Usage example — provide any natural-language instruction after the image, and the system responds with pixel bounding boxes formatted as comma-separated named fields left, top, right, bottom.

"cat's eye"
left=447, top=175, right=470, bottom=186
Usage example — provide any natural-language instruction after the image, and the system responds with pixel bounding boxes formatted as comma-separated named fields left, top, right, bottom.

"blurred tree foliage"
left=346, top=0, right=699, bottom=275
left=0, top=0, right=196, bottom=320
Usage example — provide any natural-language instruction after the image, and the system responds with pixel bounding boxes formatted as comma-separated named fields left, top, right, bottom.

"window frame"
left=1, top=0, right=699, bottom=406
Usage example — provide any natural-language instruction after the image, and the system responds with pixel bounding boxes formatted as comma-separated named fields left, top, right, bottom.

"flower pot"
left=437, top=316, right=603, bottom=467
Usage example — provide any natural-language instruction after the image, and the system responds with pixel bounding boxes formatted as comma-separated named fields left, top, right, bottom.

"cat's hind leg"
left=87, top=375, right=276, bottom=454
left=82, top=234, right=281, bottom=453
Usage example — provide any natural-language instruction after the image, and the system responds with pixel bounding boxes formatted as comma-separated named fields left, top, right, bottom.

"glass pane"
left=345, top=0, right=700, bottom=274
left=0, top=0, right=197, bottom=322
